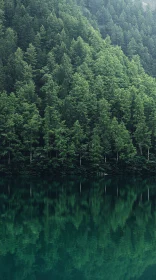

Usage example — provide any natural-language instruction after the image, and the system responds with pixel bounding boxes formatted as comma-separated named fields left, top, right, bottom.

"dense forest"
left=78, top=0, right=156, bottom=77
left=1, top=0, right=156, bottom=174
left=0, top=177, right=156, bottom=279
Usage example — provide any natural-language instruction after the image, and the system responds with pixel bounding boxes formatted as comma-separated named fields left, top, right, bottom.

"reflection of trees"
left=0, top=177, right=156, bottom=279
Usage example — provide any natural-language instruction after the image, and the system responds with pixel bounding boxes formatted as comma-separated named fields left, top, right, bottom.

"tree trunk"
left=8, top=151, right=11, bottom=165
left=30, top=150, right=33, bottom=163
left=139, top=144, right=142, bottom=155
left=147, top=147, right=150, bottom=161
left=80, top=182, right=82, bottom=193
left=105, top=155, right=107, bottom=163
left=8, top=142, right=11, bottom=165
left=117, top=152, right=119, bottom=162
left=30, top=187, right=32, bottom=197
left=80, top=154, right=82, bottom=166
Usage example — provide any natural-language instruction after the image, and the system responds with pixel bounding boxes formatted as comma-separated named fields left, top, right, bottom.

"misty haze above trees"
left=78, top=0, right=156, bottom=77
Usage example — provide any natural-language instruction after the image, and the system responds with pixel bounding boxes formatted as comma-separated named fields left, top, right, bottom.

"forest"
left=1, top=0, right=156, bottom=174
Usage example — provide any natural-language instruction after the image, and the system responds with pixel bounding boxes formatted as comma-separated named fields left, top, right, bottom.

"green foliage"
left=78, top=0, right=156, bottom=78
left=0, top=0, right=156, bottom=174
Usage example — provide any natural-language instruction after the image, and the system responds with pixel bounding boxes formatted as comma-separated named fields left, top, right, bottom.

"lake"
left=0, top=176, right=156, bottom=280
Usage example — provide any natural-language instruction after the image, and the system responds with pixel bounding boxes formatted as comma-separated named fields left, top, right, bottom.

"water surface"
left=0, top=176, right=156, bottom=280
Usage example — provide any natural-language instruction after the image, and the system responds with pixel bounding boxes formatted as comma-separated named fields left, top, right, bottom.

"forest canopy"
left=1, top=0, right=156, bottom=174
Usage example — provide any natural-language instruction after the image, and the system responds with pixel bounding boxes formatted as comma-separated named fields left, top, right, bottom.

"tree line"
left=1, top=0, right=156, bottom=174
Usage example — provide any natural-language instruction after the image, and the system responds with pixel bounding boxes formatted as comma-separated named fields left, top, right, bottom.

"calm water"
left=0, top=176, right=156, bottom=280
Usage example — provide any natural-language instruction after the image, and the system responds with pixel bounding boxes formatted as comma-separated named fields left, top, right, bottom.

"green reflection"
left=0, top=176, right=156, bottom=280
